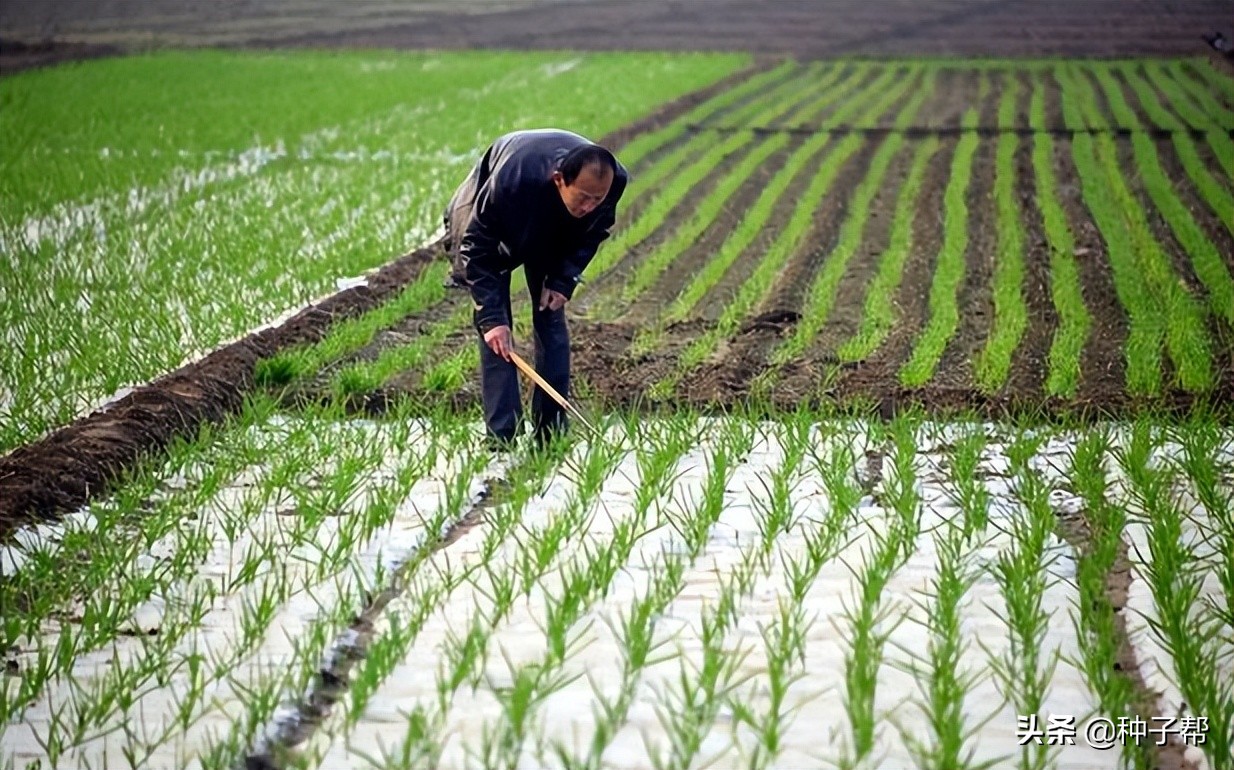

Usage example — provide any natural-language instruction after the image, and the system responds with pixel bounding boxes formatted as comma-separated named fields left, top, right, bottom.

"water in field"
left=2, top=414, right=1230, bottom=770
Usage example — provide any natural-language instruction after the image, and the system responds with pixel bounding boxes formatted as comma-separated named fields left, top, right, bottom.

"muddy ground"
left=3, top=0, right=1234, bottom=75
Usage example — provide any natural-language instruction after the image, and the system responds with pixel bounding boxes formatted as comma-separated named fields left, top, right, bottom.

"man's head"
left=552, top=144, right=616, bottom=218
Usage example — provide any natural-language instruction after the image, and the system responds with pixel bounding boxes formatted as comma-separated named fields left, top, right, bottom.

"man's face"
left=553, top=163, right=613, bottom=218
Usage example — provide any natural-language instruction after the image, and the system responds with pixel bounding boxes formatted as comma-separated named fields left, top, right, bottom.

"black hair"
left=557, top=143, right=617, bottom=184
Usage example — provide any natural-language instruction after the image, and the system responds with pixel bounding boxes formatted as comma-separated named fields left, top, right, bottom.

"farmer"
left=442, top=128, right=628, bottom=449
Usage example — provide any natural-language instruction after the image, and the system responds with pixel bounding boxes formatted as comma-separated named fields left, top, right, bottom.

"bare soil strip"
left=1004, top=118, right=1059, bottom=397
left=761, top=135, right=882, bottom=316
left=1112, top=142, right=1211, bottom=303
left=685, top=146, right=830, bottom=324
left=800, top=139, right=915, bottom=359
left=919, top=67, right=980, bottom=128
left=6, top=0, right=1230, bottom=67
left=1151, top=138, right=1234, bottom=281
left=1049, top=133, right=1130, bottom=405
left=578, top=139, right=761, bottom=310
left=832, top=137, right=954, bottom=397
left=1051, top=509, right=1200, bottom=770
left=681, top=134, right=881, bottom=402
left=935, top=74, right=1003, bottom=390
left=0, top=82, right=738, bottom=535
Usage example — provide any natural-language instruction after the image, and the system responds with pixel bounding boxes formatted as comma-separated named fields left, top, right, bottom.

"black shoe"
left=484, top=435, right=517, bottom=454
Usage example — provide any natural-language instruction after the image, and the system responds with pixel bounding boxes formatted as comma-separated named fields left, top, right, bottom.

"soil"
left=6, top=0, right=1230, bottom=77
left=1050, top=132, right=1130, bottom=405
left=832, top=135, right=954, bottom=396
left=625, top=139, right=800, bottom=322
left=934, top=78, right=1003, bottom=391
left=1004, top=116, right=1059, bottom=396
left=1052, top=510, right=1201, bottom=770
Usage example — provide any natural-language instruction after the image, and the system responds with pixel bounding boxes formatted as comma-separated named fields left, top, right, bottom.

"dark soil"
left=1050, top=132, right=1129, bottom=405
left=1052, top=510, right=1202, bottom=770
left=800, top=138, right=911, bottom=358
left=934, top=78, right=1002, bottom=391
left=833, top=135, right=954, bottom=395
left=624, top=139, right=800, bottom=321
left=5, top=0, right=1230, bottom=77
left=0, top=36, right=117, bottom=74
left=1004, top=116, right=1059, bottom=396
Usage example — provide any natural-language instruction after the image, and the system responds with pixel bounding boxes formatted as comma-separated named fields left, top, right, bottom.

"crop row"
left=245, top=59, right=1233, bottom=413
left=5, top=57, right=1232, bottom=462
left=5, top=405, right=1232, bottom=768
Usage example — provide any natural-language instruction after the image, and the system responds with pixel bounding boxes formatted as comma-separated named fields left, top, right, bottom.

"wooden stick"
left=508, top=351, right=599, bottom=436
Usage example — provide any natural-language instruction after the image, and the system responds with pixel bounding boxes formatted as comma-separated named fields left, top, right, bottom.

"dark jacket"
left=443, top=128, right=628, bottom=333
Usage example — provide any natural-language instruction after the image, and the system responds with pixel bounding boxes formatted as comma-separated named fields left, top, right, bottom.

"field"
left=3, top=1, right=1234, bottom=768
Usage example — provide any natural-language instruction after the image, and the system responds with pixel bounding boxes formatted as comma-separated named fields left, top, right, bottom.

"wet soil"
left=1051, top=510, right=1202, bottom=770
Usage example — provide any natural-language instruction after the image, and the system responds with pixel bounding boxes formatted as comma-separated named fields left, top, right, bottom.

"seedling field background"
left=3, top=1, right=1234, bottom=769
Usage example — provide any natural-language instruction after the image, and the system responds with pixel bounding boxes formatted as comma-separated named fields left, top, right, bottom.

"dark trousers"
left=475, top=267, right=570, bottom=444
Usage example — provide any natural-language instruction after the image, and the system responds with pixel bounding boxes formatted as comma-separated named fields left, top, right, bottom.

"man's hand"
left=539, top=287, right=568, bottom=312
left=483, top=324, right=514, bottom=361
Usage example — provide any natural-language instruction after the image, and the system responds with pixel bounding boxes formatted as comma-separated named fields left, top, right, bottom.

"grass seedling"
left=1117, top=420, right=1234, bottom=769
left=983, top=451, right=1064, bottom=770
left=1065, top=427, right=1154, bottom=770
left=647, top=569, right=753, bottom=770
left=729, top=597, right=810, bottom=770
left=898, top=105, right=980, bottom=387
left=890, top=518, right=996, bottom=770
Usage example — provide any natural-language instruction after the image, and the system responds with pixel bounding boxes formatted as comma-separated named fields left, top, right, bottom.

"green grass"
left=898, top=111, right=980, bottom=387
left=0, top=49, right=747, bottom=453
left=1092, top=65, right=1234, bottom=328
left=837, top=137, right=941, bottom=363
left=651, top=66, right=923, bottom=393
left=770, top=70, right=939, bottom=365
left=1029, top=120, right=1090, bottom=399
left=974, top=76, right=1028, bottom=393
left=1056, top=64, right=1213, bottom=395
